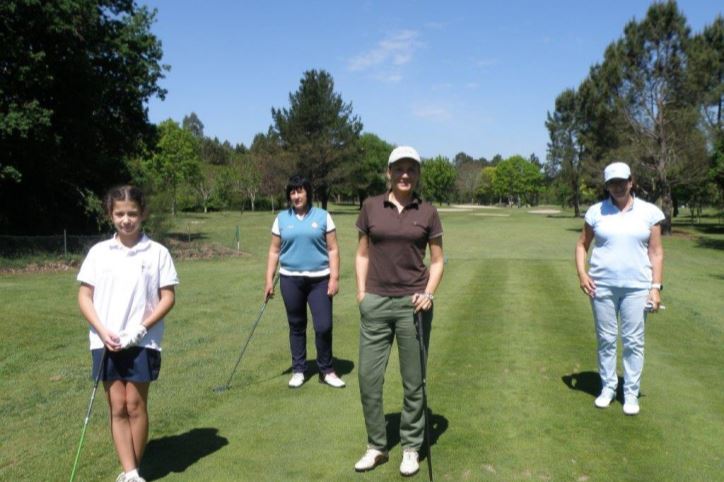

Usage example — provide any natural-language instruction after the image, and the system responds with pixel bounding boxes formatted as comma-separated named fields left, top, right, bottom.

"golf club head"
left=212, top=384, right=230, bottom=393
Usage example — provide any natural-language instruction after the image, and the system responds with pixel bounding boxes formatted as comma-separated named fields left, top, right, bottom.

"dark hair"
left=103, top=185, right=146, bottom=216
left=285, top=175, right=313, bottom=208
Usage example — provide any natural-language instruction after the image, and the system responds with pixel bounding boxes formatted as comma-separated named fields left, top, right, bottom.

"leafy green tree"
left=421, top=156, right=457, bottom=203
left=0, top=0, right=166, bottom=233
left=0, top=164, right=21, bottom=183
left=689, top=16, right=723, bottom=145
left=493, top=155, right=543, bottom=206
left=250, top=130, right=291, bottom=212
left=201, top=137, right=234, bottom=166
left=144, top=120, right=202, bottom=216
left=192, top=163, right=234, bottom=213
left=476, top=166, right=497, bottom=204
left=599, top=1, right=709, bottom=233
left=182, top=112, right=205, bottom=138
left=546, top=88, right=585, bottom=216
left=351, top=133, right=392, bottom=206
left=454, top=154, right=482, bottom=204
left=232, top=154, right=262, bottom=211
left=689, top=17, right=724, bottom=210
left=453, top=152, right=475, bottom=166
left=271, top=69, right=363, bottom=208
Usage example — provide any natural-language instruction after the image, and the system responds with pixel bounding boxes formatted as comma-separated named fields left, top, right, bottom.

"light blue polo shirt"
left=584, top=197, right=664, bottom=289
left=272, top=207, right=335, bottom=276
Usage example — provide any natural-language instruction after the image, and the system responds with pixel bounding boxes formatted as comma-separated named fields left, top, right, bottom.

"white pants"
left=590, top=286, right=649, bottom=397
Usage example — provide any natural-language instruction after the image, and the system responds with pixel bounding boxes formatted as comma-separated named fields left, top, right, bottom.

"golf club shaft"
left=415, top=311, right=434, bottom=482
left=69, top=348, right=107, bottom=482
left=220, top=274, right=278, bottom=389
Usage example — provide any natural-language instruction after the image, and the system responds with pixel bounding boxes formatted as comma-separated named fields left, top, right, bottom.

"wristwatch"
left=650, top=283, right=663, bottom=291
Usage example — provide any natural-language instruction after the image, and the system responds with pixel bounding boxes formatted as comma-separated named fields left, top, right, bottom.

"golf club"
left=415, top=310, right=434, bottom=482
left=69, top=348, right=107, bottom=482
left=213, top=274, right=278, bottom=393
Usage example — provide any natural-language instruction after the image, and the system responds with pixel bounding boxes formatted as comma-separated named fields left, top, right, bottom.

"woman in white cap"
left=353, top=146, right=444, bottom=475
left=575, top=161, right=664, bottom=415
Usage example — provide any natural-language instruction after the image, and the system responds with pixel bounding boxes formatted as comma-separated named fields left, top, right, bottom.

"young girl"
left=77, top=185, right=178, bottom=482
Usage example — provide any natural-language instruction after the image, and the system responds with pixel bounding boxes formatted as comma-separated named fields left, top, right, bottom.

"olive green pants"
left=358, top=293, right=432, bottom=450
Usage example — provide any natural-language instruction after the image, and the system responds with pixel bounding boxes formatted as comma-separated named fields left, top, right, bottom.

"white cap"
left=604, top=162, right=631, bottom=182
left=388, top=146, right=421, bottom=165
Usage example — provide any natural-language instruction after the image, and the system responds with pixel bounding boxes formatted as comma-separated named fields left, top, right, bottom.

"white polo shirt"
left=77, top=234, right=179, bottom=350
left=584, top=197, right=664, bottom=289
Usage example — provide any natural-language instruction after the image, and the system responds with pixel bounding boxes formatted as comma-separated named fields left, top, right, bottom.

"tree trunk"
left=660, top=183, right=673, bottom=235
left=318, top=185, right=330, bottom=210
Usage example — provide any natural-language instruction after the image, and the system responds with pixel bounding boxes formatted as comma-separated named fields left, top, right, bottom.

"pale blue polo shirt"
left=584, top=197, right=664, bottom=289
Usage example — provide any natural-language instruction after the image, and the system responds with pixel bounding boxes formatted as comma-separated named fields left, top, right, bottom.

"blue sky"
left=141, top=1, right=721, bottom=162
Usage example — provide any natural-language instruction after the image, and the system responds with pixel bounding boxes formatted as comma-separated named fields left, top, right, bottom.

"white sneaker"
left=354, top=447, right=388, bottom=472
left=594, top=387, right=616, bottom=408
left=288, top=372, right=305, bottom=388
left=623, top=395, right=640, bottom=415
left=320, top=372, right=346, bottom=388
left=122, top=472, right=145, bottom=482
left=400, top=448, right=420, bottom=476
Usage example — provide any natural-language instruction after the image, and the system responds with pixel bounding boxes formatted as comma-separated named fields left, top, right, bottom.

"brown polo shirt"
left=356, top=192, right=443, bottom=297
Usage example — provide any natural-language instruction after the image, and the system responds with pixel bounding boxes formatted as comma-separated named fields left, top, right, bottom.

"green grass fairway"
left=1, top=205, right=722, bottom=481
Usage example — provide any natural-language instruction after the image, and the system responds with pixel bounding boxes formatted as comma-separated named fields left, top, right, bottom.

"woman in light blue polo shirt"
left=264, top=175, right=345, bottom=389
left=575, top=162, right=664, bottom=416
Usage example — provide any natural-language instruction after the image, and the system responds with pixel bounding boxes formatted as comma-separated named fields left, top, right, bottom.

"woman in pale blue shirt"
left=264, top=175, right=345, bottom=389
left=575, top=162, right=664, bottom=416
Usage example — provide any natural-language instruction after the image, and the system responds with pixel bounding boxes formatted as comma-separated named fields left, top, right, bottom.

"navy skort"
left=91, top=347, right=161, bottom=382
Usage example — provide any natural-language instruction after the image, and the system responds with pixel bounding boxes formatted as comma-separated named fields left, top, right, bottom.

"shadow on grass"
left=697, top=237, right=724, bottom=250
left=562, top=371, right=601, bottom=397
left=547, top=214, right=580, bottom=219
left=562, top=371, right=632, bottom=404
left=141, top=427, right=228, bottom=480
left=674, top=221, right=724, bottom=235
left=281, top=357, right=355, bottom=378
left=385, top=409, right=449, bottom=459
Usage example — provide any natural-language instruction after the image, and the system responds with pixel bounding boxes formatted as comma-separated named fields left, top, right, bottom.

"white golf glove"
left=119, top=325, right=147, bottom=349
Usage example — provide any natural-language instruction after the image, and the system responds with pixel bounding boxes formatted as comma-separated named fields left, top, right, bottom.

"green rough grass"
left=1, top=205, right=722, bottom=481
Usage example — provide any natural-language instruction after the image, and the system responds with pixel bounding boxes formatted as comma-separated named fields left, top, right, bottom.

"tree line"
left=545, top=1, right=723, bottom=234
left=1, top=1, right=720, bottom=235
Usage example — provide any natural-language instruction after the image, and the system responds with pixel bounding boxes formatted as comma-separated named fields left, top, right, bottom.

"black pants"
left=279, top=275, right=334, bottom=374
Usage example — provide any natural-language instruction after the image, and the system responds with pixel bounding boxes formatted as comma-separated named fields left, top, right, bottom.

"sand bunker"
left=527, top=209, right=561, bottom=214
